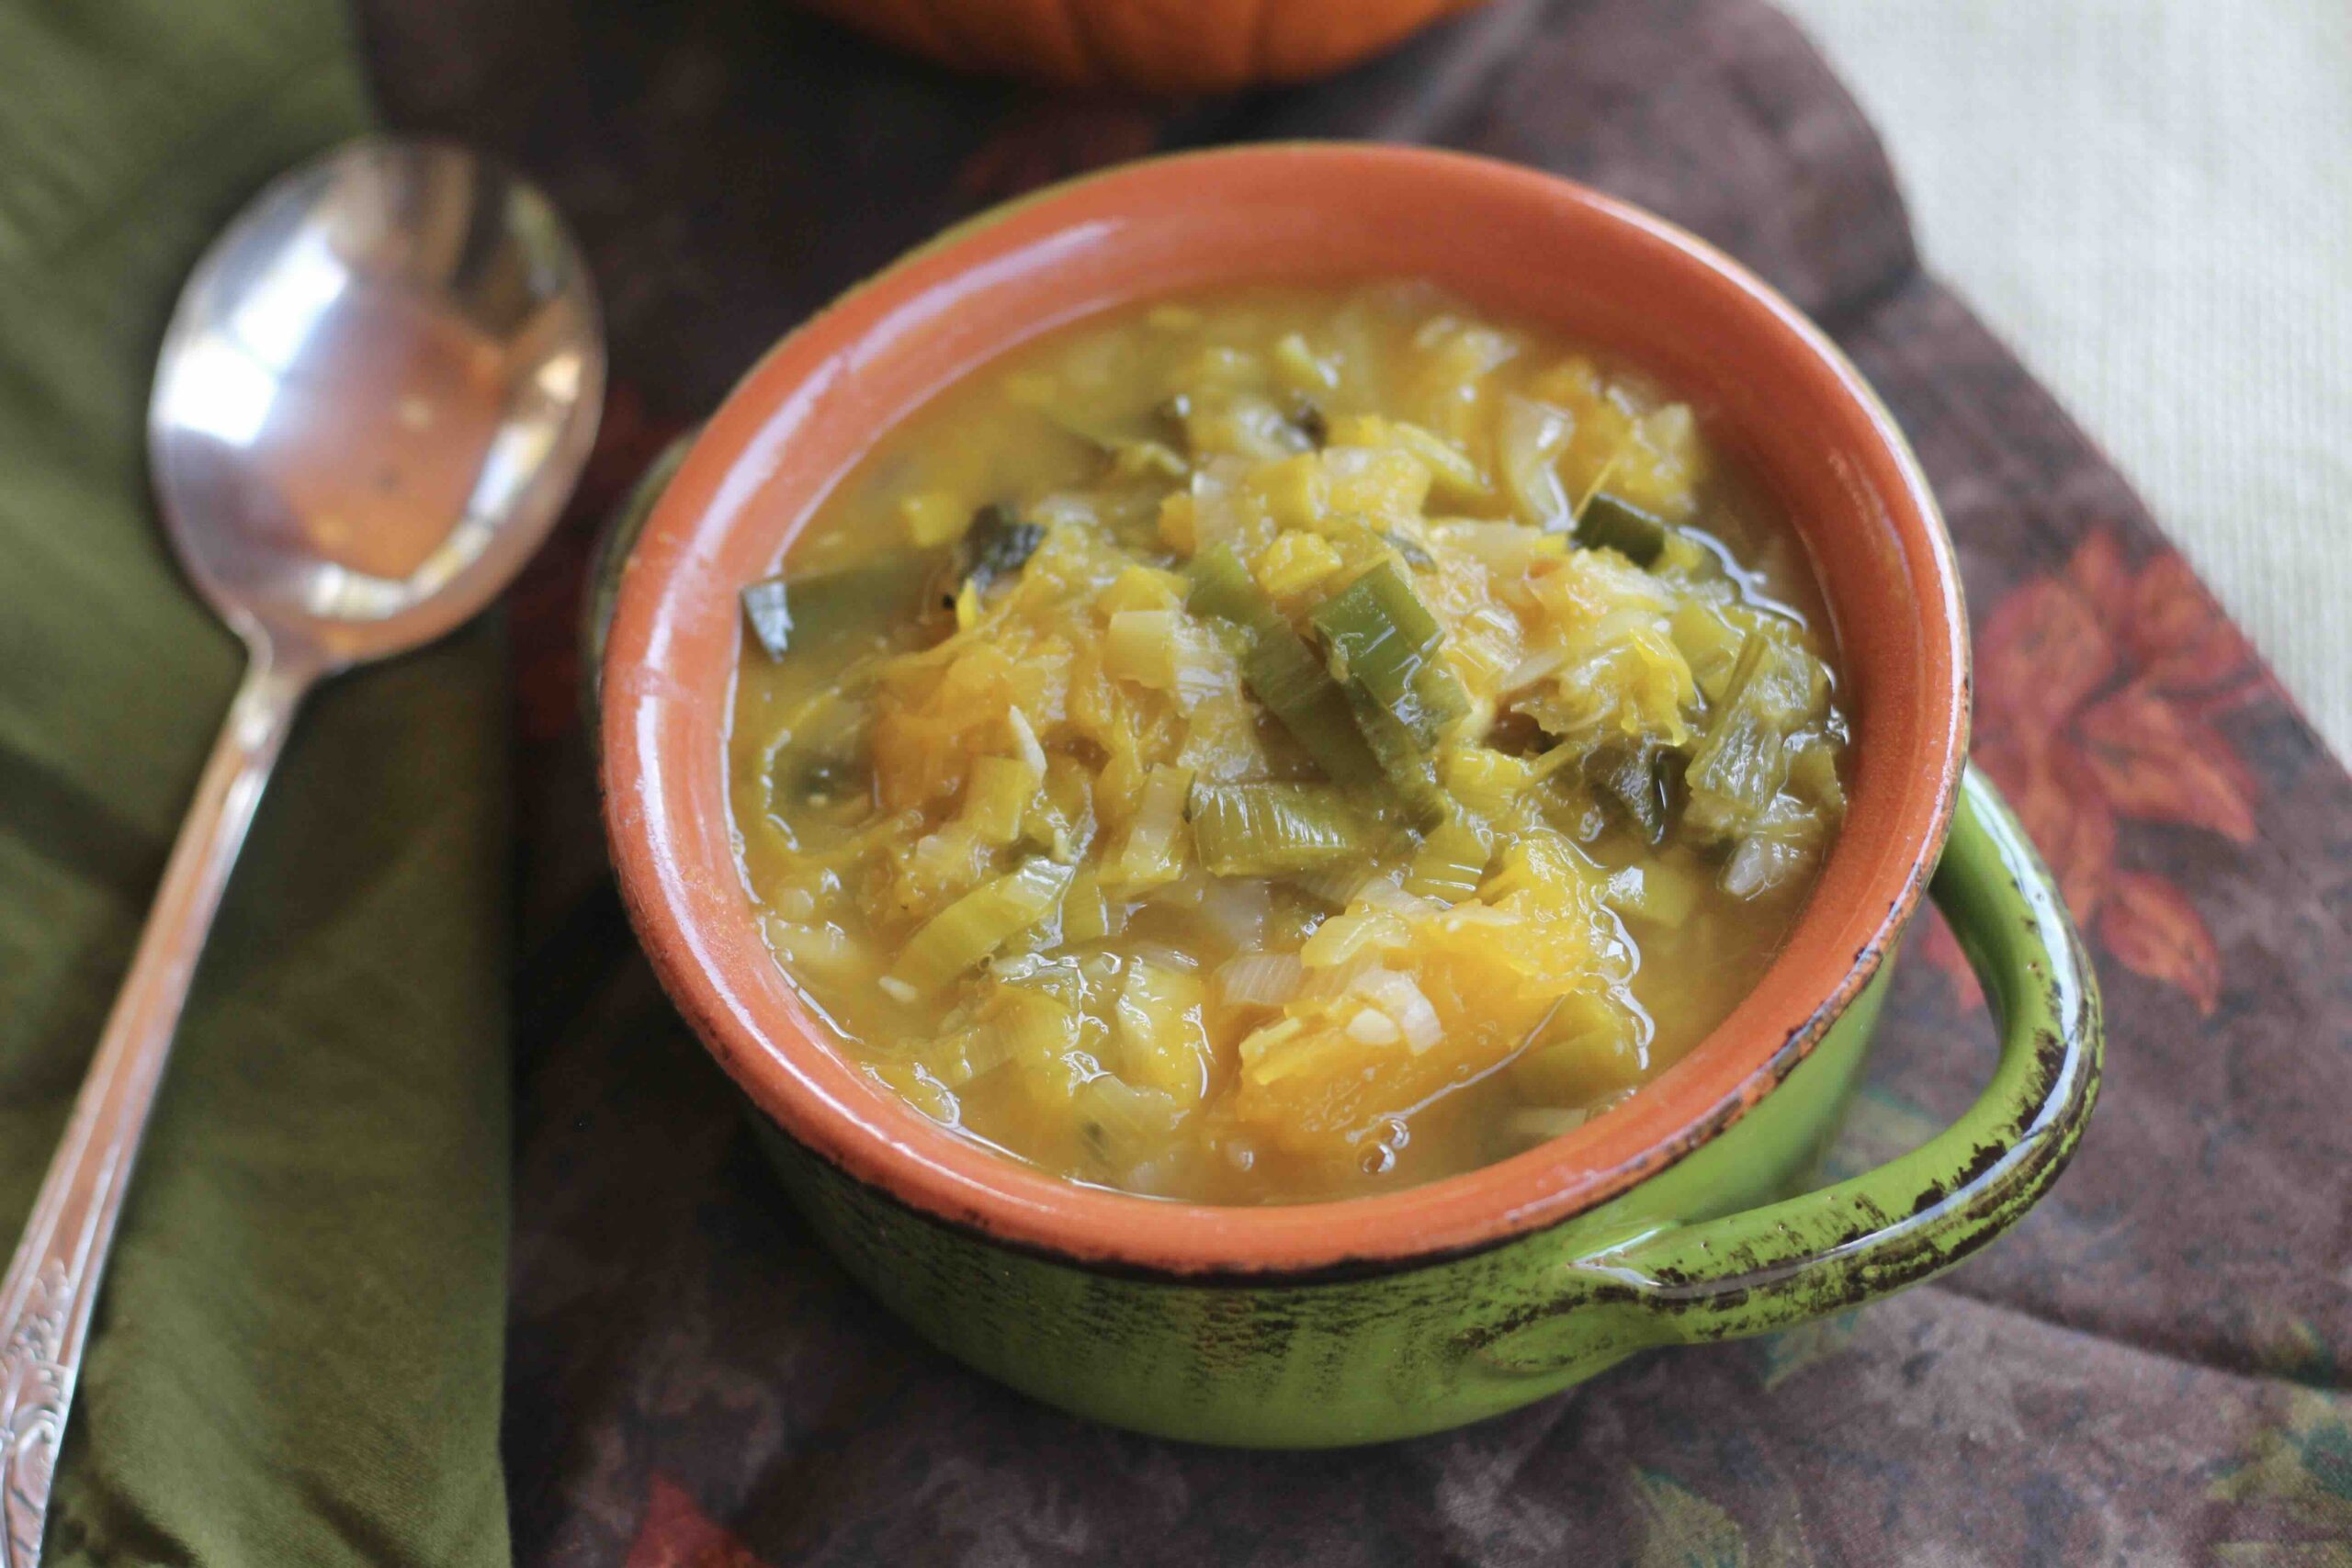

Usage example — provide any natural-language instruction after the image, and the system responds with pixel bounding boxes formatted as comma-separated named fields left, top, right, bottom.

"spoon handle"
left=0, top=646, right=313, bottom=1567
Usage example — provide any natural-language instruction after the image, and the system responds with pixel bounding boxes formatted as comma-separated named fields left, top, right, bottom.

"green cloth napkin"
left=0, top=3, right=513, bottom=1563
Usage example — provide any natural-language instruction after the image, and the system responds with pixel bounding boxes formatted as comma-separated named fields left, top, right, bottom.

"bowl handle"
left=1534, top=766, right=2102, bottom=1356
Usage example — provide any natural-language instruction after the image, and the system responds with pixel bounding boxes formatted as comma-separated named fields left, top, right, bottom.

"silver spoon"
left=0, top=138, right=603, bottom=1564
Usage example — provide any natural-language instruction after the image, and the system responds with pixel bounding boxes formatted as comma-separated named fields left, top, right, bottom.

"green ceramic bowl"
left=594, top=146, right=2102, bottom=1448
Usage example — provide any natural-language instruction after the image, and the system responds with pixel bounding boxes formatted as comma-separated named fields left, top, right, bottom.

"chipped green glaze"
left=593, top=462, right=2101, bottom=1448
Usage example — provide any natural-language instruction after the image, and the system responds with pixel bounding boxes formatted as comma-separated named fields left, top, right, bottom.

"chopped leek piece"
left=739, top=558, right=931, bottom=661
left=1103, top=609, right=1182, bottom=688
left=1077, top=1077, right=1182, bottom=1166
left=1685, top=631, right=1817, bottom=841
left=1187, top=545, right=1381, bottom=785
left=1185, top=540, right=1277, bottom=626
left=1669, top=599, right=1748, bottom=702
left=1188, top=783, right=1363, bottom=875
left=1344, top=684, right=1447, bottom=822
left=1216, top=953, right=1305, bottom=1009
left=1059, top=869, right=1109, bottom=943
left=1102, top=764, right=1193, bottom=894
left=1113, top=962, right=1212, bottom=1103
left=764, top=700, right=871, bottom=814
left=890, top=856, right=1075, bottom=995
left=1440, top=746, right=1532, bottom=816
left=1312, top=561, right=1468, bottom=750
left=961, top=755, right=1038, bottom=846
left=741, top=579, right=793, bottom=660
left=1593, top=745, right=1671, bottom=844
left=962, top=504, right=1045, bottom=594
left=1403, top=811, right=1495, bottom=904
left=1787, top=735, right=1848, bottom=815
left=988, top=982, right=1084, bottom=1063
left=1498, top=394, right=1574, bottom=528
left=1577, top=493, right=1670, bottom=567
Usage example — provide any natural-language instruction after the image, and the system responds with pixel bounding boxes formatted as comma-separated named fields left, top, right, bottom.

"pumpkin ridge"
left=790, top=0, right=1486, bottom=93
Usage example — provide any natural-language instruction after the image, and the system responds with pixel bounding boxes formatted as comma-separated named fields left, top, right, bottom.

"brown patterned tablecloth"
left=359, top=2, right=2352, bottom=1562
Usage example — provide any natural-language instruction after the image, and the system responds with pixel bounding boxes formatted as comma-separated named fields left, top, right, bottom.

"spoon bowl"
left=149, top=138, right=603, bottom=664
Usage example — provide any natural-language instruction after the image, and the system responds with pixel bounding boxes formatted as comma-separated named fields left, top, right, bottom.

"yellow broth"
left=728, top=284, right=1849, bottom=1204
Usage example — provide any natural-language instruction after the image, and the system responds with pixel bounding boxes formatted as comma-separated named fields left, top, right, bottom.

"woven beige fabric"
left=1784, top=0, right=2352, bottom=761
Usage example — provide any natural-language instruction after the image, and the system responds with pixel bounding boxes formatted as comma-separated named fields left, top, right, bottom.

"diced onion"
left=1350, top=968, right=1444, bottom=1053
left=1216, top=953, right=1304, bottom=1009
left=1498, top=394, right=1574, bottom=529
left=1006, top=706, right=1048, bottom=777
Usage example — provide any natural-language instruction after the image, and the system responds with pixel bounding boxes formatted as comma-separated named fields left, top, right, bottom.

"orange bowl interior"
left=601, top=144, right=1967, bottom=1275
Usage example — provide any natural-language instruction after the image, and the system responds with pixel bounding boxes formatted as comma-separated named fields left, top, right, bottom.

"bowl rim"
left=600, top=141, right=1968, bottom=1279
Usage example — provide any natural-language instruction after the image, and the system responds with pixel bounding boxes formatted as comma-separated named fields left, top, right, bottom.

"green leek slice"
left=1593, top=744, right=1671, bottom=844
left=1188, top=783, right=1363, bottom=876
left=1311, top=561, right=1468, bottom=751
left=1575, top=493, right=1670, bottom=567
left=890, top=857, right=1074, bottom=995
left=1685, top=631, right=1817, bottom=840
left=1403, top=810, right=1495, bottom=904
left=1186, top=545, right=1380, bottom=785
left=739, top=558, right=931, bottom=661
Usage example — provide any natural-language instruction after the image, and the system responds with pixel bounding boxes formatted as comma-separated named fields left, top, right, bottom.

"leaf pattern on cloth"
left=2208, top=1378, right=2352, bottom=1561
left=1633, top=1471, right=1750, bottom=1568
left=1928, top=529, right=2258, bottom=1014
left=1633, top=1471, right=1811, bottom=1568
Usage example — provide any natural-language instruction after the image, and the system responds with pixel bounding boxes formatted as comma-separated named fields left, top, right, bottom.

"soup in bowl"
left=598, top=144, right=2099, bottom=1446
left=729, top=283, right=1851, bottom=1203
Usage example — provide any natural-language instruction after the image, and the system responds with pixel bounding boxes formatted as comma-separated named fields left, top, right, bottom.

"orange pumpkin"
left=793, top=0, right=1492, bottom=94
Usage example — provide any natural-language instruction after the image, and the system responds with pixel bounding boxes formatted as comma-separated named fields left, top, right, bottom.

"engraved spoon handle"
left=0, top=644, right=313, bottom=1567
